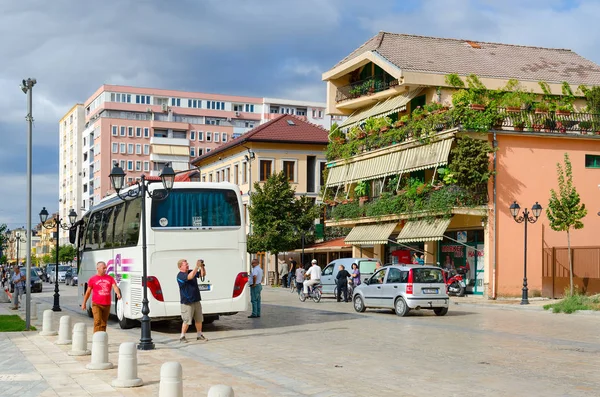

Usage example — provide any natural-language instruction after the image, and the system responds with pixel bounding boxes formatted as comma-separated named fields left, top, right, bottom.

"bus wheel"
left=116, top=294, right=137, bottom=329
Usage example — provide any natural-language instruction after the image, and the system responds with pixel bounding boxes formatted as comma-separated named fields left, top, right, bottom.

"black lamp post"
left=39, top=208, right=78, bottom=312
left=109, top=162, right=175, bottom=351
left=509, top=201, right=543, bottom=305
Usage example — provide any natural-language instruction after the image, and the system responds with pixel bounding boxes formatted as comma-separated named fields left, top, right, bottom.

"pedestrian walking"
left=336, top=265, right=351, bottom=302
left=295, top=262, right=305, bottom=295
left=176, top=259, right=208, bottom=343
left=280, top=259, right=289, bottom=288
left=10, top=265, right=25, bottom=310
left=248, top=259, right=263, bottom=318
left=81, top=261, right=121, bottom=332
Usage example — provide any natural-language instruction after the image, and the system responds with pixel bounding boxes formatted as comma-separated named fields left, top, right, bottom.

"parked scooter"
left=444, top=268, right=466, bottom=297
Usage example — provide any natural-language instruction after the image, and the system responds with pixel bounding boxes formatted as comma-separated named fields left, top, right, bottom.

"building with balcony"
left=191, top=114, right=329, bottom=277
left=58, top=104, right=85, bottom=245
left=322, top=31, right=600, bottom=298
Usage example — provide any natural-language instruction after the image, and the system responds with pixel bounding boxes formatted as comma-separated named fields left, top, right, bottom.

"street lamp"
left=509, top=201, right=543, bottom=305
left=39, top=207, right=78, bottom=312
left=8, top=231, right=26, bottom=267
left=109, top=162, right=175, bottom=351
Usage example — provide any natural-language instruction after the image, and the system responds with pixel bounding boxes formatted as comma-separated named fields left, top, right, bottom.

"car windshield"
left=59, top=266, right=71, bottom=272
left=412, top=268, right=444, bottom=283
left=20, top=268, right=39, bottom=278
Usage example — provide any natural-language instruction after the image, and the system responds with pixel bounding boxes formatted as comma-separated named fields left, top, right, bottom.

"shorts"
left=181, top=301, right=203, bottom=325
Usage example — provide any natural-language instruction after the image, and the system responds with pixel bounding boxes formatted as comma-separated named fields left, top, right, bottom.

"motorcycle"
left=444, top=268, right=466, bottom=297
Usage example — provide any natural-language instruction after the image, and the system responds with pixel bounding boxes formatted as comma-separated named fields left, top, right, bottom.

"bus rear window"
left=151, top=188, right=241, bottom=228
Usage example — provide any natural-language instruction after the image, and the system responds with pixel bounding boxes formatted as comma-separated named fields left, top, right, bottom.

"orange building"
left=322, top=32, right=600, bottom=298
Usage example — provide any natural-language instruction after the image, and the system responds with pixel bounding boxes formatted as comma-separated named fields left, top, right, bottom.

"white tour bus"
left=74, top=181, right=249, bottom=329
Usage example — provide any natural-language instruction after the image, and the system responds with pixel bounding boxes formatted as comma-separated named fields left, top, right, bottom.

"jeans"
left=281, top=274, right=288, bottom=288
left=12, top=286, right=24, bottom=308
left=250, top=284, right=262, bottom=316
left=296, top=281, right=303, bottom=295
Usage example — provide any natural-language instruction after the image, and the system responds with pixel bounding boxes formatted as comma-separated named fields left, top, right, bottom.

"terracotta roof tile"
left=192, top=114, right=329, bottom=163
left=333, top=31, right=600, bottom=85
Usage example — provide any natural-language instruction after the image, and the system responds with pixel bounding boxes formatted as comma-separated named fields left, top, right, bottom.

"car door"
left=320, top=263, right=335, bottom=294
left=381, top=268, right=403, bottom=309
left=364, top=268, right=387, bottom=307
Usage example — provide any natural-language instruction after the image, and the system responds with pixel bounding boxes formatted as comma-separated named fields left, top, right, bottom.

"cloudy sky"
left=1, top=0, right=599, bottom=229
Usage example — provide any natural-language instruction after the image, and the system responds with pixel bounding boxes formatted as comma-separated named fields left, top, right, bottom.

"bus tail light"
left=406, top=269, right=414, bottom=295
left=147, top=276, right=164, bottom=302
left=233, top=272, right=249, bottom=298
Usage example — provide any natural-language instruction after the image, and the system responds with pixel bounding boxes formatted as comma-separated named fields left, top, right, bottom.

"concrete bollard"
left=39, top=310, right=58, bottom=336
left=86, top=331, right=113, bottom=370
left=68, top=323, right=90, bottom=356
left=208, top=385, right=235, bottom=397
left=159, top=362, right=183, bottom=397
left=31, top=300, right=38, bottom=320
left=111, top=342, right=143, bottom=388
left=56, top=316, right=72, bottom=345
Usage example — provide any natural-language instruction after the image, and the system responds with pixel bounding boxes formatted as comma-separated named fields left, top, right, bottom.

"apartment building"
left=59, top=85, right=336, bottom=222
left=58, top=104, right=85, bottom=245
left=262, top=97, right=344, bottom=129
left=322, top=31, right=600, bottom=297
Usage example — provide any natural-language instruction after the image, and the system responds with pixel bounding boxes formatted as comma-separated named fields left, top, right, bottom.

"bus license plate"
left=423, top=288, right=438, bottom=294
left=199, top=284, right=211, bottom=291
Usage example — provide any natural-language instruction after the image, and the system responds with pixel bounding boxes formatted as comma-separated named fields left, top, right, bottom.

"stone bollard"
left=56, top=316, right=72, bottom=345
left=208, top=385, right=235, bottom=397
left=68, top=323, right=90, bottom=356
left=39, top=310, right=58, bottom=336
left=31, top=300, right=38, bottom=320
left=159, top=362, right=183, bottom=397
left=86, top=332, right=113, bottom=370
left=111, top=342, right=143, bottom=388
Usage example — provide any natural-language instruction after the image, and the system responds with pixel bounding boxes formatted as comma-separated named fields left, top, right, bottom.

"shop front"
left=438, top=229, right=485, bottom=295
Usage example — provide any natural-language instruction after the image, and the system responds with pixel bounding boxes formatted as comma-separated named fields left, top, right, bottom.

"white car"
left=353, top=264, right=450, bottom=317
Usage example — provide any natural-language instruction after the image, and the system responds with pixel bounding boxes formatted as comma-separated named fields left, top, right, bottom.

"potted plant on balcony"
left=556, top=82, right=575, bottom=116
left=534, top=101, right=550, bottom=115
left=501, top=79, right=532, bottom=112
left=579, top=121, right=592, bottom=134
left=394, top=115, right=409, bottom=128
left=466, top=74, right=488, bottom=111
left=354, top=181, right=370, bottom=206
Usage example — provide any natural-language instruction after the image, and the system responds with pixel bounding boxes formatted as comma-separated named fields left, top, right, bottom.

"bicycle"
left=299, top=283, right=322, bottom=303
left=290, top=278, right=297, bottom=293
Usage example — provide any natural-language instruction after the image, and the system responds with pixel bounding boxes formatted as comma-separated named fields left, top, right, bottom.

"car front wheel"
left=353, top=295, right=366, bottom=313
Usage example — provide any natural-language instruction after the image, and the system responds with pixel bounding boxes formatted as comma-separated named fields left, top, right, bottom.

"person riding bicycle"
left=303, top=259, right=321, bottom=295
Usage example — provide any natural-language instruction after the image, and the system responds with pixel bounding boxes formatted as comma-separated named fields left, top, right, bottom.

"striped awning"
left=346, top=151, right=402, bottom=183
left=345, top=222, right=398, bottom=245
left=339, top=88, right=424, bottom=130
left=395, top=138, right=454, bottom=174
left=325, top=163, right=351, bottom=187
left=396, top=218, right=451, bottom=243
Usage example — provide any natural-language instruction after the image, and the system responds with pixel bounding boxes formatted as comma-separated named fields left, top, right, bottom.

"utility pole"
left=21, top=78, right=36, bottom=330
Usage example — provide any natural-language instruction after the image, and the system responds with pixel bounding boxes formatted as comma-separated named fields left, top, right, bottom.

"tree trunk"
left=568, top=230, right=573, bottom=296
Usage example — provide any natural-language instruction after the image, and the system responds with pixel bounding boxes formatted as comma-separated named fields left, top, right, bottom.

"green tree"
left=248, top=171, right=320, bottom=282
left=546, top=153, right=588, bottom=296
left=41, top=254, right=53, bottom=265
left=0, top=255, right=7, bottom=265
left=50, top=245, right=77, bottom=264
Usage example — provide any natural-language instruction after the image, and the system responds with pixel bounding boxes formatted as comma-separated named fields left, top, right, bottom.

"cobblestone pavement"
left=1, top=285, right=600, bottom=396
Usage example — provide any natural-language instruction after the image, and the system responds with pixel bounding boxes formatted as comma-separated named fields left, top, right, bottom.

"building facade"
left=191, top=114, right=329, bottom=278
left=59, top=85, right=336, bottom=220
left=322, top=32, right=600, bottom=297
left=58, top=104, right=85, bottom=245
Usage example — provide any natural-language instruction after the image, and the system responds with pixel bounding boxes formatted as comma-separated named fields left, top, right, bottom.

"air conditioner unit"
left=235, top=111, right=240, bottom=117
left=162, top=104, right=169, bottom=112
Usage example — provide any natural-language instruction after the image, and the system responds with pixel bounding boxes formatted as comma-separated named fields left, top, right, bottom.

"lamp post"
left=39, top=208, right=78, bottom=312
left=109, top=162, right=175, bottom=351
left=509, top=201, right=543, bottom=305
left=8, top=232, right=26, bottom=267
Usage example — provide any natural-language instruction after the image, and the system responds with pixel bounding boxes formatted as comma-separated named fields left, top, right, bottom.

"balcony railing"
left=496, top=108, right=600, bottom=134
left=335, top=77, right=399, bottom=103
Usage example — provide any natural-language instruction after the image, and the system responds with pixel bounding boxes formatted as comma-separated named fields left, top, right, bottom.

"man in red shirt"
left=81, top=261, right=121, bottom=332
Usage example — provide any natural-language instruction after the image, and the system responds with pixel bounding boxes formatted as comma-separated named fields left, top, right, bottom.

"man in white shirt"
left=248, top=259, right=263, bottom=318
left=303, top=259, right=322, bottom=294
